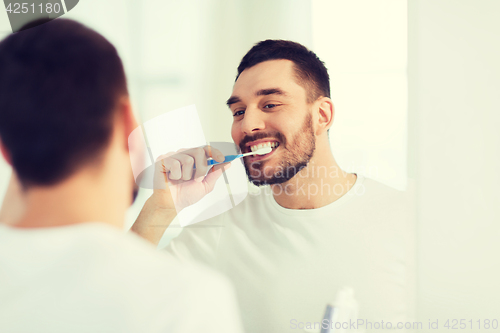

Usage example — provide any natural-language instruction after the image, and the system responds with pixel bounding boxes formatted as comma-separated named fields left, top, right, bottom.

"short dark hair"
left=0, top=18, right=128, bottom=188
left=236, top=40, right=330, bottom=103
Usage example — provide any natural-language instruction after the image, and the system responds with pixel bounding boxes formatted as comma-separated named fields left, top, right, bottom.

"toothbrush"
left=206, top=146, right=272, bottom=166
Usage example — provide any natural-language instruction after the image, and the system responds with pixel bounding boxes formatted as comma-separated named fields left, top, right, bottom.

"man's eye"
left=233, top=110, right=245, bottom=117
left=263, top=104, right=279, bottom=109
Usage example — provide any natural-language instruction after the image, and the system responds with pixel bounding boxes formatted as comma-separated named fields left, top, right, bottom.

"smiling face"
left=228, top=60, right=316, bottom=186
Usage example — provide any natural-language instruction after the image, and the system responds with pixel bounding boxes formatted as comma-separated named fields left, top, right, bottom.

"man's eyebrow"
left=226, top=96, right=241, bottom=107
left=226, top=88, right=288, bottom=107
left=256, top=88, right=288, bottom=97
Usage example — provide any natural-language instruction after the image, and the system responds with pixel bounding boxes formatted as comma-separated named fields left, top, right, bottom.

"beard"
left=241, top=113, right=315, bottom=186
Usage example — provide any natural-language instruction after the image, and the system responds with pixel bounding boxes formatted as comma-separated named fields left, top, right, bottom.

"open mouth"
left=245, top=140, right=280, bottom=161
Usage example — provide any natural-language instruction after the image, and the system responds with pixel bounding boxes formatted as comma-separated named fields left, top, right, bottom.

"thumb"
left=202, top=163, right=230, bottom=193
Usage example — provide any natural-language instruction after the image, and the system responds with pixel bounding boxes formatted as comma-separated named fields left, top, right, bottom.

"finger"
left=202, top=165, right=225, bottom=193
left=173, top=154, right=195, bottom=181
left=208, top=161, right=231, bottom=174
left=204, top=145, right=212, bottom=158
left=163, top=158, right=182, bottom=180
left=202, top=161, right=232, bottom=189
left=155, top=151, right=175, bottom=162
left=203, top=146, right=225, bottom=163
left=186, top=147, right=208, bottom=180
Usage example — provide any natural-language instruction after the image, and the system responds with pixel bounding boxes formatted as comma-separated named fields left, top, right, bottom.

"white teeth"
left=248, top=141, right=279, bottom=152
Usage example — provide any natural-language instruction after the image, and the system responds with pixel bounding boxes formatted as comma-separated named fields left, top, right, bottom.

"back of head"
left=0, top=18, right=128, bottom=188
left=236, top=40, right=330, bottom=103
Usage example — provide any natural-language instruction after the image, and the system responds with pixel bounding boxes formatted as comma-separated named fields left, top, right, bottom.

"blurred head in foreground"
left=0, top=18, right=138, bottom=226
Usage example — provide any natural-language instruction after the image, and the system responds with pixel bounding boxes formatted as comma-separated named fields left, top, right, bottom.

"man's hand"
left=152, top=146, right=229, bottom=211
left=131, top=145, right=230, bottom=245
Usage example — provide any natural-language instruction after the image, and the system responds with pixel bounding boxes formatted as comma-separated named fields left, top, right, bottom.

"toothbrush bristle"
left=256, top=147, right=272, bottom=155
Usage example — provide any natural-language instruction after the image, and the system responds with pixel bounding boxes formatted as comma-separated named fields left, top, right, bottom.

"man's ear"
left=0, top=139, right=12, bottom=166
left=315, top=97, right=334, bottom=135
left=116, top=96, right=138, bottom=150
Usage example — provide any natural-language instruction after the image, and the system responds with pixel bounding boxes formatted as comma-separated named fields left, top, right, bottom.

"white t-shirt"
left=165, top=175, right=416, bottom=333
left=0, top=222, right=244, bottom=333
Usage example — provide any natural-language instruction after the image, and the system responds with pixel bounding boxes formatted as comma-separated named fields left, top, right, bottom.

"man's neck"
left=271, top=150, right=357, bottom=210
left=13, top=170, right=125, bottom=229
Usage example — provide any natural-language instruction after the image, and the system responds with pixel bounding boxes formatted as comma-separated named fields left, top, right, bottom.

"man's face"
left=228, top=60, right=316, bottom=186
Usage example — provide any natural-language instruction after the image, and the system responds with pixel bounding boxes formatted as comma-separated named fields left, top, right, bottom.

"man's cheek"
left=230, top=126, right=239, bottom=144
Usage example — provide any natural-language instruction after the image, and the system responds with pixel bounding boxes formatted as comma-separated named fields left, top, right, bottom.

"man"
left=0, top=18, right=243, bottom=333
left=132, top=40, right=415, bottom=332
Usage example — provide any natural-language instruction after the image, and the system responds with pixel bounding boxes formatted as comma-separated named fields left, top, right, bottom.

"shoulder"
left=344, top=176, right=416, bottom=232
left=104, top=232, right=241, bottom=332
left=0, top=223, right=238, bottom=331
left=78, top=225, right=223, bottom=291
left=354, top=176, right=415, bottom=207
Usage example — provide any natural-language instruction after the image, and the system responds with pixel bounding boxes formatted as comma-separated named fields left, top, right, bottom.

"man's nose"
left=241, top=107, right=265, bottom=135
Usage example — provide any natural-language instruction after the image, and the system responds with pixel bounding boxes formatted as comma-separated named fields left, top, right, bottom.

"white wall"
left=409, top=1, right=500, bottom=330
left=312, top=0, right=408, bottom=190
